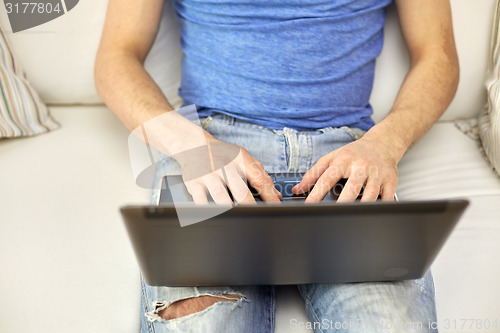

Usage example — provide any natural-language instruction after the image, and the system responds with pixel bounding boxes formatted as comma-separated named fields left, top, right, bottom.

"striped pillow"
left=480, top=0, right=500, bottom=176
left=0, top=30, right=59, bottom=138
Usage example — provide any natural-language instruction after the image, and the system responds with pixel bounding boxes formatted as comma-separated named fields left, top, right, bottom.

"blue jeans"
left=141, top=114, right=438, bottom=332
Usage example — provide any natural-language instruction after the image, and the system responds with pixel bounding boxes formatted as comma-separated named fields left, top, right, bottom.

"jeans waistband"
left=207, top=112, right=366, bottom=138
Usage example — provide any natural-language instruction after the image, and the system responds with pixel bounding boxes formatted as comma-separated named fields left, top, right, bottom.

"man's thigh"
left=141, top=280, right=276, bottom=333
left=298, top=270, right=437, bottom=333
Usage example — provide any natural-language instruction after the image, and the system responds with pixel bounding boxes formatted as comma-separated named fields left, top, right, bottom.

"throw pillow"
left=480, top=0, right=500, bottom=175
left=0, top=29, right=59, bottom=138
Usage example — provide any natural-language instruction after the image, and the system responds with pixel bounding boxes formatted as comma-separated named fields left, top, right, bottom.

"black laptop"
left=120, top=173, right=468, bottom=286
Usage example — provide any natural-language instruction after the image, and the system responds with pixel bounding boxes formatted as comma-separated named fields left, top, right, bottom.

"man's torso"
left=174, top=0, right=392, bottom=130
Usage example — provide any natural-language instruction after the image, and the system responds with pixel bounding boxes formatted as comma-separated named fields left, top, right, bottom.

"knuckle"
left=250, top=172, right=271, bottom=189
left=211, top=186, right=228, bottom=198
left=364, top=186, right=380, bottom=197
left=247, top=160, right=263, bottom=173
left=384, top=173, right=398, bottom=186
left=344, top=185, right=361, bottom=198
left=325, top=164, right=342, bottom=178
left=354, top=159, right=370, bottom=169
left=336, top=149, right=354, bottom=162
left=253, top=159, right=264, bottom=170
left=317, top=155, right=328, bottom=165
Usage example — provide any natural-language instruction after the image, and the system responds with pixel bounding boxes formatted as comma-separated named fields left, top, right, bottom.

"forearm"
left=95, top=49, right=174, bottom=130
left=95, top=51, right=213, bottom=155
left=364, top=51, right=459, bottom=163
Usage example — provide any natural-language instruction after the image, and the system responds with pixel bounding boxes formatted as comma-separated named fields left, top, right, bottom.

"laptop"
left=120, top=173, right=468, bottom=286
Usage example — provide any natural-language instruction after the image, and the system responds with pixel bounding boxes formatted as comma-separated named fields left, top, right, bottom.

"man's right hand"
left=130, top=107, right=280, bottom=205
left=176, top=138, right=282, bottom=205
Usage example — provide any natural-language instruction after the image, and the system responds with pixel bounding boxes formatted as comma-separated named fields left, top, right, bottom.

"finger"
left=274, top=187, right=283, bottom=200
left=231, top=160, right=264, bottom=202
left=225, top=167, right=256, bottom=204
left=185, top=182, right=209, bottom=205
left=247, top=166, right=281, bottom=203
left=337, top=173, right=367, bottom=203
left=305, top=166, right=343, bottom=203
left=381, top=180, right=397, bottom=201
left=205, top=177, right=233, bottom=205
left=360, top=178, right=381, bottom=202
left=292, top=158, right=329, bottom=194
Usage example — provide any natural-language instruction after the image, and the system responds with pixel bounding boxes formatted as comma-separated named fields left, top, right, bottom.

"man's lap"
left=142, top=113, right=437, bottom=333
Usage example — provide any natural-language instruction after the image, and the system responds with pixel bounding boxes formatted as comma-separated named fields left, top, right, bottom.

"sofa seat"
left=1, top=106, right=499, bottom=333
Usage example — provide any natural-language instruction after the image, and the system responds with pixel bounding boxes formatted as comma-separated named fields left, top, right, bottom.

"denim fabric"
left=142, top=114, right=437, bottom=333
left=141, top=277, right=276, bottom=333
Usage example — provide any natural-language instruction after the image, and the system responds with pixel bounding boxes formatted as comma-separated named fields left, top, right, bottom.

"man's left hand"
left=292, top=134, right=399, bottom=203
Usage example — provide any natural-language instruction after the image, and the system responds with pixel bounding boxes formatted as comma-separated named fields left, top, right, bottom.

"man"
left=95, top=0, right=459, bottom=331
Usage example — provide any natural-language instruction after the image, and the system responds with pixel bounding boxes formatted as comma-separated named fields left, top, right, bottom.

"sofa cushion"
left=0, top=29, right=59, bottom=138
left=0, top=0, right=183, bottom=107
left=398, top=123, right=500, bottom=329
left=398, top=123, right=500, bottom=200
left=0, top=106, right=148, bottom=333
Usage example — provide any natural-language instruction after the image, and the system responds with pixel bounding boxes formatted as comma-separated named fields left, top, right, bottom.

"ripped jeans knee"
left=146, top=293, right=246, bottom=324
left=140, top=282, right=276, bottom=333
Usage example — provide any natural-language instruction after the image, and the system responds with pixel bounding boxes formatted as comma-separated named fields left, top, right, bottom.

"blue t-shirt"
left=175, top=0, right=392, bottom=131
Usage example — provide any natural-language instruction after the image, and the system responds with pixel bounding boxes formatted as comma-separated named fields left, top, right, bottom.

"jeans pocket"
left=200, top=116, right=212, bottom=129
left=342, top=126, right=366, bottom=140
left=317, top=126, right=361, bottom=142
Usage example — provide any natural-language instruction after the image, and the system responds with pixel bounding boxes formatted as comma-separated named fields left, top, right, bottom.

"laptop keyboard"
left=159, top=173, right=374, bottom=204
left=249, top=175, right=308, bottom=201
left=248, top=173, right=359, bottom=202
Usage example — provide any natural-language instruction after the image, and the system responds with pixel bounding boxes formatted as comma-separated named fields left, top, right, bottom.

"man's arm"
left=95, top=0, right=206, bottom=158
left=95, top=0, right=174, bottom=130
left=294, top=0, right=459, bottom=202
left=95, top=0, right=280, bottom=204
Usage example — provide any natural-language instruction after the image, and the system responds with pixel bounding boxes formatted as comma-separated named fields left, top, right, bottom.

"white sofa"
left=1, top=1, right=500, bottom=332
